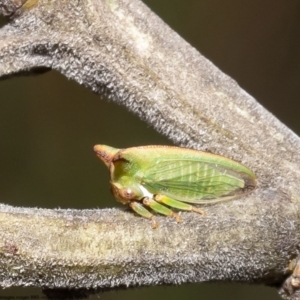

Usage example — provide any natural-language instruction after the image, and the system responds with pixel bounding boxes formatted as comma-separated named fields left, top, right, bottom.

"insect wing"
left=142, top=159, right=251, bottom=203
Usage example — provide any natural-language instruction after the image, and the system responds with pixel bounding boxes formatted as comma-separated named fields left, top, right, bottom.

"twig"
left=0, top=0, right=300, bottom=299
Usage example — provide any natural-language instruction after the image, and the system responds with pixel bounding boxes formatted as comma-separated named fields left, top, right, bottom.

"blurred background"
left=1, top=0, right=299, bottom=299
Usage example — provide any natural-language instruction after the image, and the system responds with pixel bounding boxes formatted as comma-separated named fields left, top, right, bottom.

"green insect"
left=94, top=145, right=256, bottom=228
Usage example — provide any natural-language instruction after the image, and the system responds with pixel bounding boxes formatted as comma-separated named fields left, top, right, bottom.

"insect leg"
left=155, top=194, right=206, bottom=216
left=129, top=201, right=158, bottom=229
left=142, top=197, right=182, bottom=223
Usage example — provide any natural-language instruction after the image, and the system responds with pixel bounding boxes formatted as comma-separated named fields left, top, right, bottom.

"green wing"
left=142, top=159, right=250, bottom=203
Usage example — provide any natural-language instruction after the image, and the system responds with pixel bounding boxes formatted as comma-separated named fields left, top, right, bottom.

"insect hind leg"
left=155, top=194, right=206, bottom=216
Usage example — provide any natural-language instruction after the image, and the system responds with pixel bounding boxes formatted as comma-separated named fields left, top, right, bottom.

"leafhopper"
left=94, top=145, right=256, bottom=228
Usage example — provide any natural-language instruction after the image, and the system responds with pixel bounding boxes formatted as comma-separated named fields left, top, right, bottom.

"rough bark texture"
left=0, top=0, right=300, bottom=299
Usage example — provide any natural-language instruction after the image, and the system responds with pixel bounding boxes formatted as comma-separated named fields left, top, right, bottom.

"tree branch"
left=0, top=0, right=300, bottom=299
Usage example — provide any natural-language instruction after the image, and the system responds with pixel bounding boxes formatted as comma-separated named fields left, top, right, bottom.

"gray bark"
left=0, top=0, right=299, bottom=299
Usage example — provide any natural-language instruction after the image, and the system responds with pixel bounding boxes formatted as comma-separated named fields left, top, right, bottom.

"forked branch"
left=0, top=0, right=300, bottom=299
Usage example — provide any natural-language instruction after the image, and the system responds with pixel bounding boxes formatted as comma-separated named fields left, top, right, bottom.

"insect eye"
left=122, top=188, right=134, bottom=199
